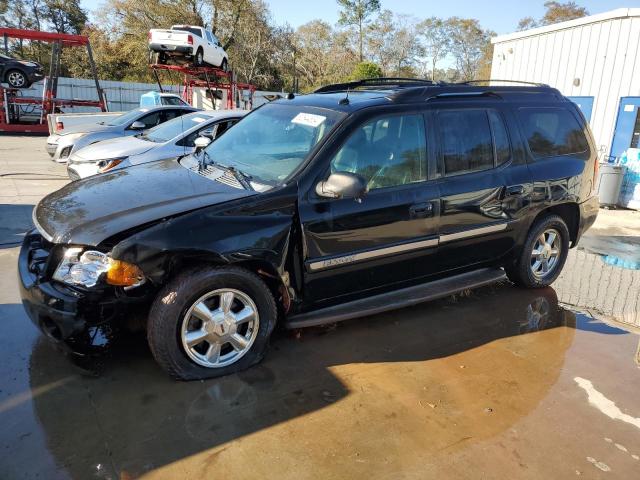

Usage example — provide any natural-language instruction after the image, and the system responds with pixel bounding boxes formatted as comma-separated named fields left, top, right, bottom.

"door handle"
left=505, top=185, right=525, bottom=197
left=409, top=202, right=434, bottom=218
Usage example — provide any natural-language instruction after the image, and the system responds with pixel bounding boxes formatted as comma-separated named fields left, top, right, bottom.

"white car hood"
left=73, top=136, right=157, bottom=162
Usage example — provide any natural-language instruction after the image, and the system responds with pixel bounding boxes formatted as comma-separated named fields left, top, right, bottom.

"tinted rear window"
left=518, top=107, right=589, bottom=158
left=173, top=27, right=202, bottom=37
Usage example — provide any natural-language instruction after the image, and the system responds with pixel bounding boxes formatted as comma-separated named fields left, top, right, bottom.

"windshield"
left=200, top=103, right=344, bottom=186
left=106, top=108, right=148, bottom=126
left=142, top=112, right=212, bottom=143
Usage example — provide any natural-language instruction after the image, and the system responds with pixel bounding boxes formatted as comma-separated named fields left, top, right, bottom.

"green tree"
left=517, top=1, right=588, bottom=31
left=541, top=1, right=588, bottom=25
left=446, top=17, right=493, bottom=81
left=416, top=17, right=450, bottom=81
left=349, top=61, right=382, bottom=80
left=44, top=0, right=88, bottom=34
left=337, top=0, right=380, bottom=62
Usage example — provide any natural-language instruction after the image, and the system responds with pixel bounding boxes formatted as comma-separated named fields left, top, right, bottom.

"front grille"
left=188, top=164, right=243, bottom=189
left=26, top=234, right=54, bottom=279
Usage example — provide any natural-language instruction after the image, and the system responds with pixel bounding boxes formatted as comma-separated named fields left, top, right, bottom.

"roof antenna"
left=339, top=88, right=350, bottom=105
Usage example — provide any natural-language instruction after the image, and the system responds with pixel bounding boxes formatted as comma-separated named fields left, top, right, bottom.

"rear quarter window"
left=518, top=107, right=589, bottom=159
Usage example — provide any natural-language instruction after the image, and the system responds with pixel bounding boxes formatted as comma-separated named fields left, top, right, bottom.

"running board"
left=285, top=268, right=507, bottom=329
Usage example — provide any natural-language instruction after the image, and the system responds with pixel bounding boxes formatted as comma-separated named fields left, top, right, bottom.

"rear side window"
left=439, top=110, right=493, bottom=176
left=518, top=107, right=589, bottom=158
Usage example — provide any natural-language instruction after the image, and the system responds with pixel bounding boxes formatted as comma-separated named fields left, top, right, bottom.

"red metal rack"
left=0, top=28, right=107, bottom=134
left=150, top=63, right=255, bottom=110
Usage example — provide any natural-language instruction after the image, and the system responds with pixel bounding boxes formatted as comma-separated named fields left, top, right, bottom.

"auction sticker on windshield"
left=191, top=117, right=207, bottom=123
left=292, top=112, right=326, bottom=128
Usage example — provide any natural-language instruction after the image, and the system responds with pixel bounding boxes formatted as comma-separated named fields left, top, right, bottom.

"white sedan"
left=66, top=110, right=247, bottom=180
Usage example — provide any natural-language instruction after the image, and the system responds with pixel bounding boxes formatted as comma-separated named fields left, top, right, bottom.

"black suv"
left=19, top=79, right=599, bottom=380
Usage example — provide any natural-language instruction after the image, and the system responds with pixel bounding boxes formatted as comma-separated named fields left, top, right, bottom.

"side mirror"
left=130, top=121, right=146, bottom=130
left=316, top=171, right=368, bottom=201
left=194, top=135, right=211, bottom=152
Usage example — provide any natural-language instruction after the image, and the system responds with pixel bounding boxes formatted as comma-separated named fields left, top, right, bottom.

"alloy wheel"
left=180, top=288, right=259, bottom=368
left=530, top=228, right=562, bottom=279
left=7, top=71, right=26, bottom=87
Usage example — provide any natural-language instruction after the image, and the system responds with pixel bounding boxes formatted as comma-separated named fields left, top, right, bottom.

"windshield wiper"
left=196, top=151, right=254, bottom=191
left=224, top=165, right=254, bottom=191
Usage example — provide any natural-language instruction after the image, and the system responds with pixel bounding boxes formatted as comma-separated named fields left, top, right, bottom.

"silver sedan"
left=66, top=110, right=247, bottom=180
left=46, top=105, right=199, bottom=163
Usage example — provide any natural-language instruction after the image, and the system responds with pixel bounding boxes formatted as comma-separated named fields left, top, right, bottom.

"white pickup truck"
left=148, top=25, right=229, bottom=71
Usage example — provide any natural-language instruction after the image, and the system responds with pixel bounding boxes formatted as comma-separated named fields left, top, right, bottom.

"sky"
left=80, top=0, right=633, bottom=35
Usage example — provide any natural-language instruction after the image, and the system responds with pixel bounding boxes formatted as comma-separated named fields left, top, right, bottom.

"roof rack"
left=314, top=77, right=441, bottom=93
left=387, top=88, right=502, bottom=102
left=455, top=79, right=549, bottom=87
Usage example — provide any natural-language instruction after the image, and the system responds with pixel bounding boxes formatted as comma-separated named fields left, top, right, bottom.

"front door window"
left=329, top=113, right=427, bottom=190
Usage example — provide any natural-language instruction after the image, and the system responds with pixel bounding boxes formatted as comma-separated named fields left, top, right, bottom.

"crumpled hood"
left=34, top=159, right=255, bottom=246
left=73, top=136, right=156, bottom=162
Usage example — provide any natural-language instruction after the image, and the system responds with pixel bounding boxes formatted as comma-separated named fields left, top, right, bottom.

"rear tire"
left=506, top=214, right=570, bottom=288
left=147, top=266, right=277, bottom=380
left=194, top=48, right=204, bottom=67
left=220, top=58, right=228, bottom=72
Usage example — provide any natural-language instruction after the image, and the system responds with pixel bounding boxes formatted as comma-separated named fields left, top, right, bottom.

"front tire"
left=147, top=266, right=277, bottom=380
left=506, top=214, right=570, bottom=288
left=6, top=69, right=27, bottom=88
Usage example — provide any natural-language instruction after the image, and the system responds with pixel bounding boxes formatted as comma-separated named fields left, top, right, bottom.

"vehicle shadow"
left=0, top=204, right=34, bottom=249
left=24, top=284, right=580, bottom=478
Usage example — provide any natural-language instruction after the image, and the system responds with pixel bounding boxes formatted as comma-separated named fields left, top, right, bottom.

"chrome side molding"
left=307, top=222, right=509, bottom=272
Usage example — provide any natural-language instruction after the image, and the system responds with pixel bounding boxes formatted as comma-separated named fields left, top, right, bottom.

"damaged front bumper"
left=18, top=231, right=147, bottom=355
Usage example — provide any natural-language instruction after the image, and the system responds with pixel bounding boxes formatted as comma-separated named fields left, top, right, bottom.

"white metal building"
left=491, top=8, right=640, bottom=160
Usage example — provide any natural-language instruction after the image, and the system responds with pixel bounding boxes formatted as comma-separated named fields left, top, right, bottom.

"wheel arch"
left=531, top=203, right=580, bottom=246
left=146, top=249, right=291, bottom=316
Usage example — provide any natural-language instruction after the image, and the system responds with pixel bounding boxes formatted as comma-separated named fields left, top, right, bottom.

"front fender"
left=110, top=190, right=297, bottom=286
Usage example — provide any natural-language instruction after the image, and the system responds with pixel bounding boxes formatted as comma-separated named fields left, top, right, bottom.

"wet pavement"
left=1, top=137, right=640, bottom=479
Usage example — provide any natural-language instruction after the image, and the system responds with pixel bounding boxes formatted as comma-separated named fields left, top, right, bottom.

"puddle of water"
left=555, top=236, right=640, bottom=328
left=579, top=235, right=640, bottom=270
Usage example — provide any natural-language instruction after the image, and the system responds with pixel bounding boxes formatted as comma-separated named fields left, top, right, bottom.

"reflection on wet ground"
left=554, top=236, right=640, bottom=328
left=2, top=241, right=640, bottom=479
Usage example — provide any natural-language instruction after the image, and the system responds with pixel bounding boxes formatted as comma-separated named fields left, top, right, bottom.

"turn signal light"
left=106, top=259, right=144, bottom=287
left=98, top=158, right=124, bottom=173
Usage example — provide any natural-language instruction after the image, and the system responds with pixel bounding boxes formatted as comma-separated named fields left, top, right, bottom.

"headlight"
left=53, top=248, right=145, bottom=288
left=97, top=157, right=127, bottom=173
